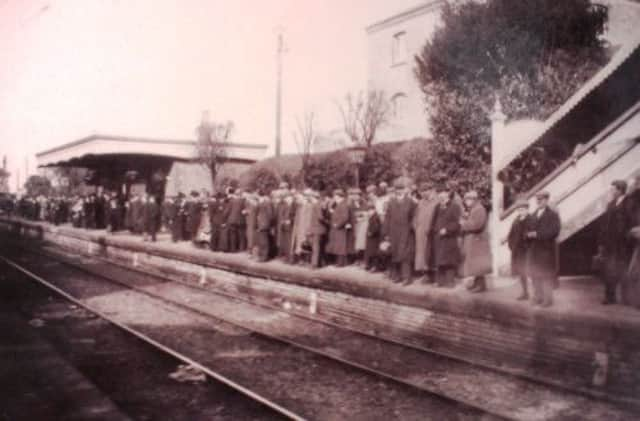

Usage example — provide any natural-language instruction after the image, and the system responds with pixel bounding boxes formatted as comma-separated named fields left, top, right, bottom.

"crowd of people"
left=507, top=177, right=640, bottom=309
left=11, top=181, right=493, bottom=290
left=9, top=176, right=640, bottom=310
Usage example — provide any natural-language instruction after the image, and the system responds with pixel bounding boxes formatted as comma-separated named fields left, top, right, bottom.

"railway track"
left=3, top=242, right=637, bottom=420
left=1, top=247, right=494, bottom=421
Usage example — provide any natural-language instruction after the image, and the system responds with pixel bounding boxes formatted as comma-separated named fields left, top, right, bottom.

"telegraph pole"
left=275, top=29, right=285, bottom=157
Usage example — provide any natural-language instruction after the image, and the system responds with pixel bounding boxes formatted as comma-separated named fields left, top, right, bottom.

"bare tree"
left=195, top=110, right=234, bottom=189
left=337, top=90, right=390, bottom=149
left=292, top=110, right=316, bottom=184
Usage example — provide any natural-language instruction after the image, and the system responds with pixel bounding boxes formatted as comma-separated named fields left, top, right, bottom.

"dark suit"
left=255, top=200, right=274, bottom=262
left=598, top=196, right=635, bottom=304
left=227, top=196, right=246, bottom=252
left=383, top=196, right=416, bottom=281
left=508, top=214, right=531, bottom=296
left=527, top=206, right=561, bottom=306
left=432, top=201, right=462, bottom=287
left=326, top=199, right=351, bottom=266
left=143, top=199, right=160, bottom=242
left=309, top=201, right=327, bottom=268
left=276, top=201, right=296, bottom=260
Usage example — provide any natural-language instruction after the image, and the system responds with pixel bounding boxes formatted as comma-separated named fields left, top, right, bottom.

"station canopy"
left=36, top=134, right=267, bottom=193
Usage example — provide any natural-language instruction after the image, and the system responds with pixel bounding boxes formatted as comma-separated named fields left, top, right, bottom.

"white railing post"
left=490, top=97, right=506, bottom=276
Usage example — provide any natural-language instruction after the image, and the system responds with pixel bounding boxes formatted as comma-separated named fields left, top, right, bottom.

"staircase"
left=492, top=38, right=640, bottom=275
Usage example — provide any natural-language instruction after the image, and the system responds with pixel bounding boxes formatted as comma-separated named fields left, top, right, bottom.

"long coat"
left=383, top=196, right=416, bottom=264
left=291, top=200, right=313, bottom=255
left=364, top=209, right=381, bottom=260
left=460, top=202, right=492, bottom=277
left=185, top=199, right=202, bottom=239
left=255, top=200, right=274, bottom=259
left=507, top=214, right=531, bottom=277
left=308, top=201, right=327, bottom=236
left=143, top=200, right=160, bottom=234
left=276, top=201, right=296, bottom=256
left=412, top=198, right=438, bottom=271
left=245, top=200, right=258, bottom=252
left=326, top=199, right=351, bottom=256
left=211, top=199, right=231, bottom=251
left=598, top=197, right=635, bottom=269
left=526, top=207, right=561, bottom=280
left=432, top=201, right=462, bottom=268
left=228, top=196, right=246, bottom=227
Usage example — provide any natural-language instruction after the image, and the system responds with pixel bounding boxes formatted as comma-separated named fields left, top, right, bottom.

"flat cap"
left=611, top=180, right=628, bottom=194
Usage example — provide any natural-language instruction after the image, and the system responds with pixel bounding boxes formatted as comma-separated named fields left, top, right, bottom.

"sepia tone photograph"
left=0, top=0, right=639, bottom=419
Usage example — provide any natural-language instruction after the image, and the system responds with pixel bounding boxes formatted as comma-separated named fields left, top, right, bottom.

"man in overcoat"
left=276, top=192, right=296, bottom=262
left=255, top=190, right=274, bottom=262
left=383, top=182, right=416, bottom=284
left=326, top=189, right=351, bottom=267
left=184, top=191, right=202, bottom=241
left=460, top=191, right=492, bottom=293
left=412, top=183, right=438, bottom=283
left=432, top=186, right=462, bottom=288
left=171, top=193, right=186, bottom=242
left=143, top=193, right=160, bottom=242
left=526, top=191, right=561, bottom=308
left=507, top=199, right=532, bottom=300
left=597, top=180, right=635, bottom=305
left=227, top=188, right=246, bottom=252
left=308, top=190, right=327, bottom=268
left=364, top=185, right=382, bottom=272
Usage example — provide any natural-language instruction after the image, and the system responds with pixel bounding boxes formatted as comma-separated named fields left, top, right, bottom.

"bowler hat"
left=535, top=190, right=550, bottom=200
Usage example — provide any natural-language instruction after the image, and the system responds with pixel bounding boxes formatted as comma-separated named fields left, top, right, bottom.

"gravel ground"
left=4, top=248, right=489, bottom=421
left=0, top=263, right=283, bottom=421
left=34, top=244, right=639, bottom=421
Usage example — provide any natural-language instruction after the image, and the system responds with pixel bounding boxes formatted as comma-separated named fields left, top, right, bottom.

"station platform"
left=0, top=294, right=130, bottom=420
left=2, top=216, right=640, bottom=409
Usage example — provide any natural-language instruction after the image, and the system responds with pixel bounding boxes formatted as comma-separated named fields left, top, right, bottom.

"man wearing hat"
left=227, top=187, right=246, bottom=252
left=508, top=198, right=532, bottom=300
left=432, top=185, right=462, bottom=288
left=597, top=180, right=635, bottom=305
left=255, top=189, right=275, bottom=262
left=460, top=190, right=492, bottom=293
left=326, top=188, right=351, bottom=267
left=276, top=189, right=296, bottom=262
left=184, top=190, right=202, bottom=241
left=364, top=185, right=382, bottom=272
left=383, top=180, right=416, bottom=284
left=171, top=192, right=186, bottom=242
left=308, top=189, right=328, bottom=268
left=526, top=191, right=561, bottom=307
left=210, top=191, right=230, bottom=251
left=412, top=182, right=438, bottom=283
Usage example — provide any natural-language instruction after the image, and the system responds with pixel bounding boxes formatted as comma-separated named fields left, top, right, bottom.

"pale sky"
left=0, top=0, right=425, bottom=191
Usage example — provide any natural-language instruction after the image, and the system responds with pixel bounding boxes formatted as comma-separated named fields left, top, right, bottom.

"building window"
left=391, top=93, right=407, bottom=119
left=391, top=31, right=407, bottom=65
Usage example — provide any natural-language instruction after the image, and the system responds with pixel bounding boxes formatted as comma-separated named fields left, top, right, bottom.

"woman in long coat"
left=460, top=191, right=492, bottom=292
left=326, top=189, right=351, bottom=266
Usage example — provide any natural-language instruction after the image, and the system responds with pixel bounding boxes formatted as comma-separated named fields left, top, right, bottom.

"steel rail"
left=0, top=254, right=307, bottom=421
left=15, top=246, right=508, bottom=421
